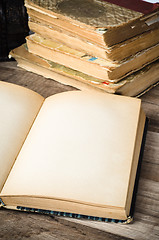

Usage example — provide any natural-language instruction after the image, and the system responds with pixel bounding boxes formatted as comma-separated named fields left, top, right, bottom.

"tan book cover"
left=25, top=0, right=159, bottom=46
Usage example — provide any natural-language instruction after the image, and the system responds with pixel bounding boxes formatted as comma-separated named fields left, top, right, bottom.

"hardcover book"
left=28, top=18, right=159, bottom=61
left=26, top=33, right=159, bottom=82
left=25, top=0, right=159, bottom=47
left=0, top=81, right=146, bottom=221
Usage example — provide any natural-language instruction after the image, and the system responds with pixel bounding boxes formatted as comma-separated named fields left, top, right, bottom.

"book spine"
left=16, top=206, right=132, bottom=224
left=0, top=198, right=133, bottom=223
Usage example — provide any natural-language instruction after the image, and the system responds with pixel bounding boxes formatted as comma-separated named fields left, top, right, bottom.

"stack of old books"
left=10, top=0, right=159, bottom=96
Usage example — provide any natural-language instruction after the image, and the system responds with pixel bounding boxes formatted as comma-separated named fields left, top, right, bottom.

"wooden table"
left=0, top=61, right=159, bottom=240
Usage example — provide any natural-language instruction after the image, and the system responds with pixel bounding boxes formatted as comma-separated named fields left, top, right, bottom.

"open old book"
left=0, top=81, right=146, bottom=221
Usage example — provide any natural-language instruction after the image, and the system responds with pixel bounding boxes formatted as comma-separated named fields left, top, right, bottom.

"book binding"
left=0, top=202, right=133, bottom=224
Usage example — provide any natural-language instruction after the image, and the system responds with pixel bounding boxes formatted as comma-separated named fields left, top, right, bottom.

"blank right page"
left=1, top=91, right=142, bottom=210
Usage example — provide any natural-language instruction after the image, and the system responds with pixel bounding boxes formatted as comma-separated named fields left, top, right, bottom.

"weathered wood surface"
left=0, top=61, right=159, bottom=240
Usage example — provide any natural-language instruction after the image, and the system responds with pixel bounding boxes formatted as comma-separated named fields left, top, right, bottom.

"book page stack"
left=0, top=81, right=146, bottom=222
left=11, top=0, right=159, bottom=96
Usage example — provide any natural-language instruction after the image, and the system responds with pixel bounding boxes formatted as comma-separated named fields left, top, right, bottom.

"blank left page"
left=0, top=81, right=44, bottom=192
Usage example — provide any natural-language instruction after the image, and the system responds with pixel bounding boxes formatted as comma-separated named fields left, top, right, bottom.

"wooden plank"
left=0, top=61, right=76, bottom=98
left=63, top=215, right=159, bottom=240
left=0, top=208, right=132, bottom=240
left=141, top=84, right=159, bottom=106
left=140, top=131, right=159, bottom=181
left=136, top=178, right=159, bottom=217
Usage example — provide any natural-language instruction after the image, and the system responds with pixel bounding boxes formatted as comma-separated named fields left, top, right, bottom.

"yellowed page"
left=0, top=81, right=44, bottom=192
left=1, top=91, right=141, bottom=209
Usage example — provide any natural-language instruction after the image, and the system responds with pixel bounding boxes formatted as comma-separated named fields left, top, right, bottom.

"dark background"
left=0, top=0, right=29, bottom=61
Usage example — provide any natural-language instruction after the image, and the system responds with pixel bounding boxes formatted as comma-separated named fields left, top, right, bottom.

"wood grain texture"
left=0, top=61, right=159, bottom=240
